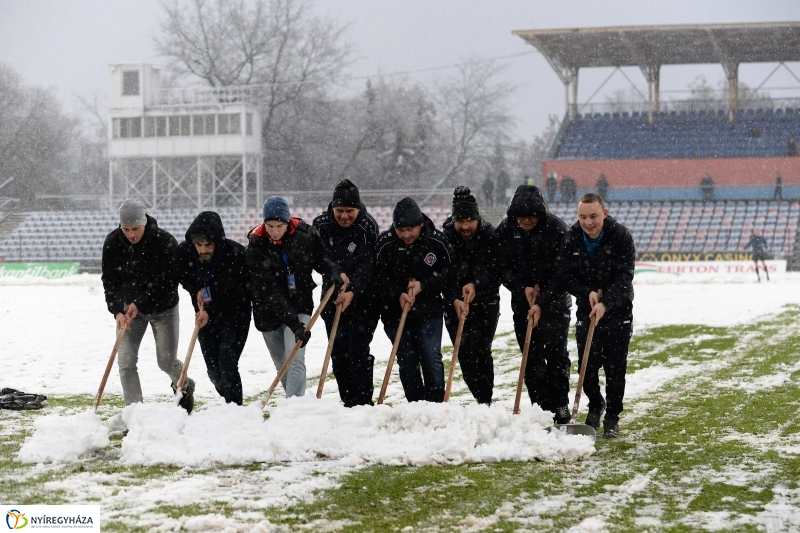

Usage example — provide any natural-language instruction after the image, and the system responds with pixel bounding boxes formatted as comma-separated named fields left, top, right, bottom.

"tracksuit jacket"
left=374, top=215, right=456, bottom=327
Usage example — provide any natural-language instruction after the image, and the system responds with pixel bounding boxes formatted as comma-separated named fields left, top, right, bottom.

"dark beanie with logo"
left=451, top=186, right=479, bottom=220
left=393, top=197, right=424, bottom=228
left=331, top=179, right=361, bottom=209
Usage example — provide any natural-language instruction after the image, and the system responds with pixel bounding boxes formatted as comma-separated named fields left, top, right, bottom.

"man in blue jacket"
left=313, top=180, right=380, bottom=406
left=559, top=193, right=635, bottom=438
left=174, top=211, right=251, bottom=405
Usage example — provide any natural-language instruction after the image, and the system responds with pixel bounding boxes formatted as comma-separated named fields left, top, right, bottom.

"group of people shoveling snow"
left=98, top=180, right=633, bottom=439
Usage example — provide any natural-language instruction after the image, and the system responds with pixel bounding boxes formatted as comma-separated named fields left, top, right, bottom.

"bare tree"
left=0, top=64, right=77, bottom=207
left=427, top=58, right=515, bottom=195
left=155, top=0, right=353, bottom=168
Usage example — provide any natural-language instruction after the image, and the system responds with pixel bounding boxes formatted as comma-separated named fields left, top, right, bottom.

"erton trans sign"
left=635, top=260, right=785, bottom=276
left=0, top=263, right=79, bottom=279
left=4, top=505, right=99, bottom=531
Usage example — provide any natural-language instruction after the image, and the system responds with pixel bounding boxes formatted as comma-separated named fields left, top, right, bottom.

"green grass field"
left=3, top=307, right=800, bottom=532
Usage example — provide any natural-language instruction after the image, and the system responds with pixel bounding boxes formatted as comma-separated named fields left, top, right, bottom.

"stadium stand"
left=555, top=109, right=800, bottom=160
left=0, top=204, right=456, bottom=265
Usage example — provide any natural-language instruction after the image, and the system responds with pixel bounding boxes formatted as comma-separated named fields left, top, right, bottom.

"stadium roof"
left=512, top=22, right=800, bottom=70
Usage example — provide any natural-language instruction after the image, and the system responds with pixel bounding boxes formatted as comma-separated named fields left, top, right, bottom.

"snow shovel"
left=259, top=284, right=336, bottom=407
left=513, top=286, right=538, bottom=415
left=444, top=302, right=468, bottom=402
left=93, top=321, right=128, bottom=411
left=547, top=290, right=603, bottom=440
left=377, top=281, right=415, bottom=405
left=316, top=301, right=343, bottom=399
left=173, top=305, right=203, bottom=404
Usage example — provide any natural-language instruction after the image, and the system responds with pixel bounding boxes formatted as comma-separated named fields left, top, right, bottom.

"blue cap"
left=262, top=196, right=290, bottom=224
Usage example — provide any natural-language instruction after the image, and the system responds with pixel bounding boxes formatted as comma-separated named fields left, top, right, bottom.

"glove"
left=292, top=324, right=311, bottom=347
left=332, top=275, right=345, bottom=290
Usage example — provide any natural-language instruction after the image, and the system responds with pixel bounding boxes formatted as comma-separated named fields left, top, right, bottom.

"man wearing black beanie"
left=313, top=180, right=380, bottom=406
left=374, top=197, right=457, bottom=403
left=441, top=186, right=503, bottom=404
left=495, top=185, right=572, bottom=424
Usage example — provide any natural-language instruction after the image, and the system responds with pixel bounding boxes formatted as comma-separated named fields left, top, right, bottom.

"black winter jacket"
left=102, top=215, right=179, bottom=316
left=496, top=187, right=571, bottom=315
left=245, top=218, right=342, bottom=332
left=312, top=202, right=379, bottom=308
left=173, top=211, right=251, bottom=327
left=441, top=216, right=502, bottom=307
left=375, top=215, right=455, bottom=327
left=560, top=216, right=635, bottom=320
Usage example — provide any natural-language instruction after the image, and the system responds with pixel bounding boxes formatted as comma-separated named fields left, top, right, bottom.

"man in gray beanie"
left=374, top=197, right=457, bottom=403
left=101, top=198, right=195, bottom=413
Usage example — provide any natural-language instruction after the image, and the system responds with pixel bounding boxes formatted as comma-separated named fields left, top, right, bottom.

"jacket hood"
left=506, top=185, right=548, bottom=219
left=185, top=211, right=226, bottom=244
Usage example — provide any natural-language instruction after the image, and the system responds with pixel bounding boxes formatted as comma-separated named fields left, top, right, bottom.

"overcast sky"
left=1, top=0, right=799, bottom=139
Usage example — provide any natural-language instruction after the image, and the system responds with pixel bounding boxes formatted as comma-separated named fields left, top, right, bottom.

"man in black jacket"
left=174, top=211, right=251, bottom=405
left=744, top=229, right=770, bottom=282
left=313, top=180, right=380, bottom=406
left=101, top=199, right=194, bottom=412
left=496, top=185, right=572, bottom=424
left=441, top=186, right=502, bottom=404
left=246, top=196, right=346, bottom=398
left=375, top=197, right=459, bottom=403
left=560, top=193, right=635, bottom=438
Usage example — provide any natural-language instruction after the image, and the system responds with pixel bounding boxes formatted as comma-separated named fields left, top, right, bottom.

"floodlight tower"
left=107, top=63, right=263, bottom=211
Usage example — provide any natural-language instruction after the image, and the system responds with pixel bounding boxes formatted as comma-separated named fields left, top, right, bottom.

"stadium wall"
left=542, top=157, right=800, bottom=190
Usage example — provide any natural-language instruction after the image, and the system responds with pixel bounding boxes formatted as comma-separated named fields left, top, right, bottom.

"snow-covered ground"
left=3, top=270, right=800, bottom=531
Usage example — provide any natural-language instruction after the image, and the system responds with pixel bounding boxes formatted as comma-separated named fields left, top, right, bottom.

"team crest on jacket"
left=348, top=242, right=356, bottom=253
left=424, top=252, right=437, bottom=266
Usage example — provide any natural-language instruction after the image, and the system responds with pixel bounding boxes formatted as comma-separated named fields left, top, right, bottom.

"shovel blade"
left=547, top=423, right=596, bottom=441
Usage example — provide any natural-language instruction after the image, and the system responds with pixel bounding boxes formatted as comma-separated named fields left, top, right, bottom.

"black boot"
left=603, top=417, right=620, bottom=439
left=585, top=399, right=606, bottom=430
left=553, top=406, right=571, bottom=424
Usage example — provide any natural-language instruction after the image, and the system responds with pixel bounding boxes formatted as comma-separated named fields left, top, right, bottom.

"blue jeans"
left=117, top=305, right=182, bottom=405
left=384, top=318, right=445, bottom=403
left=261, top=314, right=310, bottom=398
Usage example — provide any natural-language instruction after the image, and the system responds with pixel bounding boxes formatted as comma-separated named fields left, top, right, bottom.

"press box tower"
left=107, top=63, right=263, bottom=210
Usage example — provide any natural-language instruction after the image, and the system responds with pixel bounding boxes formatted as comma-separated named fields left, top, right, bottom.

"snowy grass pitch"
left=2, top=274, right=800, bottom=531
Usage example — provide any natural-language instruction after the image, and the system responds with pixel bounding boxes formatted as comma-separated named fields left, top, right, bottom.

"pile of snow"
left=17, top=409, right=109, bottom=463
left=17, top=399, right=593, bottom=466
left=119, top=397, right=593, bottom=467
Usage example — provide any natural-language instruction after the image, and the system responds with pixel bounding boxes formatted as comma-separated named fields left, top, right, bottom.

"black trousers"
left=444, top=301, right=499, bottom=404
left=323, top=306, right=378, bottom=407
left=575, top=312, right=632, bottom=422
left=512, top=304, right=571, bottom=412
left=198, top=318, right=249, bottom=405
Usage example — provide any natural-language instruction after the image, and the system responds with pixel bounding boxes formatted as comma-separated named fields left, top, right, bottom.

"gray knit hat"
left=119, top=199, right=147, bottom=226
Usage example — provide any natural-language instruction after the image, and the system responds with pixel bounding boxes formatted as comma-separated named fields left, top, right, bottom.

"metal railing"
left=577, top=97, right=800, bottom=116
left=153, top=85, right=258, bottom=107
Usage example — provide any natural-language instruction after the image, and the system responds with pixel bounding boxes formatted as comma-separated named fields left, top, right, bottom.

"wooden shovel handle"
left=513, top=286, right=539, bottom=415
left=316, top=302, right=343, bottom=398
left=444, top=307, right=467, bottom=402
left=572, top=289, right=602, bottom=420
left=377, top=280, right=415, bottom=405
left=93, top=323, right=128, bottom=411
left=259, top=284, right=336, bottom=407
